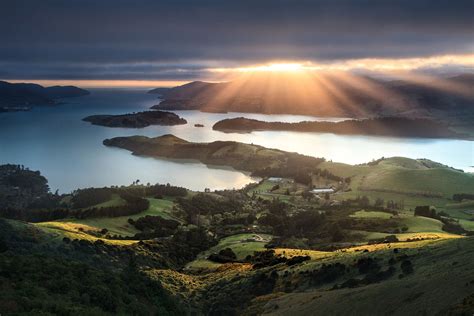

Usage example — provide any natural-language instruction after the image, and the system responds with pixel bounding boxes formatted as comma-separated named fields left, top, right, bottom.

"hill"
left=212, top=117, right=468, bottom=139
left=2, top=216, right=473, bottom=315
left=150, top=73, right=474, bottom=120
left=103, top=135, right=474, bottom=212
left=0, top=80, right=89, bottom=108
left=103, top=134, right=325, bottom=179
left=321, top=157, right=474, bottom=210
left=248, top=236, right=473, bottom=315
left=147, top=87, right=171, bottom=95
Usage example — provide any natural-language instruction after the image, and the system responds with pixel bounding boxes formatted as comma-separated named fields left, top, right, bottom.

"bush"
left=208, top=248, right=238, bottom=263
left=310, top=263, right=346, bottom=285
left=401, top=260, right=414, bottom=274
left=76, top=193, right=149, bottom=219
left=71, top=187, right=113, bottom=209
left=357, top=257, right=381, bottom=274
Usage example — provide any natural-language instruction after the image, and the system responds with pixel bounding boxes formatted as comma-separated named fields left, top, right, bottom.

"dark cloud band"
left=0, top=0, right=472, bottom=80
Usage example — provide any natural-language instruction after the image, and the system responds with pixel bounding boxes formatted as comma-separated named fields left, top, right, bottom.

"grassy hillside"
left=186, top=233, right=272, bottom=270
left=2, top=155, right=473, bottom=315
left=252, top=237, right=473, bottom=316
left=67, top=198, right=177, bottom=236
left=39, top=198, right=177, bottom=238
left=321, top=157, right=474, bottom=211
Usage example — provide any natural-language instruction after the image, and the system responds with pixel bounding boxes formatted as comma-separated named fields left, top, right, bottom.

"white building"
left=311, top=188, right=335, bottom=194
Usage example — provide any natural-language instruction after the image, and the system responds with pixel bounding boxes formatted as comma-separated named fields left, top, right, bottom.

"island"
left=212, top=117, right=468, bottom=139
left=0, top=80, right=89, bottom=108
left=83, top=110, right=187, bottom=128
left=194, top=123, right=204, bottom=127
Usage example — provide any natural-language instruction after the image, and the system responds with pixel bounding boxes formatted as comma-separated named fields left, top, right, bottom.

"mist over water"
left=0, top=89, right=471, bottom=193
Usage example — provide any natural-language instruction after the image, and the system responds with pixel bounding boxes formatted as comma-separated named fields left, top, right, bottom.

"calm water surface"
left=0, top=89, right=472, bottom=193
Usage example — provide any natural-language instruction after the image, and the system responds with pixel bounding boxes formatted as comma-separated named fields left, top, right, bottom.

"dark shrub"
left=208, top=248, right=238, bottom=263
left=401, top=260, right=414, bottom=275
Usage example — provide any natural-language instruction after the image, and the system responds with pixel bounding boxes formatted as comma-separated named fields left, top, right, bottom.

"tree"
left=0, top=236, right=7, bottom=253
left=401, top=260, right=414, bottom=274
left=302, top=190, right=313, bottom=201
left=331, top=224, right=345, bottom=242
left=374, top=198, right=384, bottom=208
left=358, top=195, right=370, bottom=208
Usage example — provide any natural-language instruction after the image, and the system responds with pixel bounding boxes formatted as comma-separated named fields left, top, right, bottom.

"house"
left=267, top=177, right=293, bottom=183
left=311, top=188, right=335, bottom=194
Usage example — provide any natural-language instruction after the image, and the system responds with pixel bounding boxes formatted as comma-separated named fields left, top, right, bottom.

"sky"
left=0, top=0, right=473, bottom=87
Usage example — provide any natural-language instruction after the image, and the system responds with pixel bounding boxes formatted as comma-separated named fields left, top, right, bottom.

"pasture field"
left=35, top=221, right=137, bottom=245
left=321, top=158, right=474, bottom=212
left=186, top=233, right=272, bottom=270
left=46, top=198, right=177, bottom=237
left=350, top=210, right=393, bottom=219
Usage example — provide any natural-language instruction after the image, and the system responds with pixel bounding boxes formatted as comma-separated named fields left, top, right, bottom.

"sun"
left=233, top=62, right=306, bottom=73
left=208, top=61, right=320, bottom=75
left=255, top=63, right=304, bottom=72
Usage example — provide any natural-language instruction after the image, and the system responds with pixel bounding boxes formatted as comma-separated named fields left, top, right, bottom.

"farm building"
left=267, top=177, right=293, bottom=183
left=311, top=188, right=335, bottom=194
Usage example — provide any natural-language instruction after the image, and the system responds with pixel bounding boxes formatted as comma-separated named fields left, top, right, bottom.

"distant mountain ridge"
left=150, top=73, right=474, bottom=119
left=0, top=80, right=90, bottom=107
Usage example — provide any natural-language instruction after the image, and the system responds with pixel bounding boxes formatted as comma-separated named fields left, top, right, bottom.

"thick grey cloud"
left=0, top=0, right=472, bottom=80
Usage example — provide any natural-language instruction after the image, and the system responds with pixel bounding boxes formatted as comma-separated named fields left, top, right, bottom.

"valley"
left=1, top=137, right=473, bottom=314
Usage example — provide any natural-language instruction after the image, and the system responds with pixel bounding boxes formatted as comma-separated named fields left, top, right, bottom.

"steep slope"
left=253, top=237, right=474, bottom=316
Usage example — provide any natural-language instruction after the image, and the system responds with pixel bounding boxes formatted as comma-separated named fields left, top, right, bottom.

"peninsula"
left=212, top=117, right=468, bottom=139
left=103, top=134, right=321, bottom=177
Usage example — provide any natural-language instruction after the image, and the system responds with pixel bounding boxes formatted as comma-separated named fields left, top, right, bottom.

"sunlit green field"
left=350, top=210, right=393, bottom=219
left=42, top=198, right=177, bottom=237
left=321, top=158, right=474, bottom=212
left=186, top=233, right=272, bottom=269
